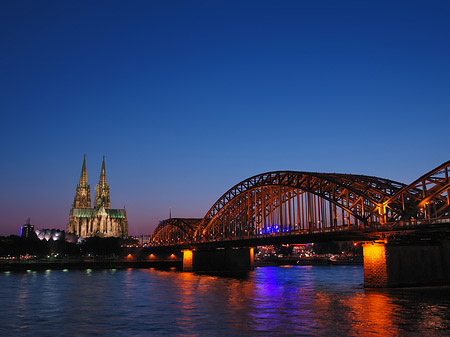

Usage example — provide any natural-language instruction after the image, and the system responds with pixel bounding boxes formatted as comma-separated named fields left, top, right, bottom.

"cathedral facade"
left=67, top=156, right=128, bottom=238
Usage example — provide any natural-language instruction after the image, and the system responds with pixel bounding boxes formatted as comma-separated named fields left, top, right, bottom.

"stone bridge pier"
left=183, top=247, right=254, bottom=273
left=363, top=238, right=450, bottom=287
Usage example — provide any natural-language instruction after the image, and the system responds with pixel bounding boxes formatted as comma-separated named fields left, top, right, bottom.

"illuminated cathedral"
left=67, top=156, right=128, bottom=238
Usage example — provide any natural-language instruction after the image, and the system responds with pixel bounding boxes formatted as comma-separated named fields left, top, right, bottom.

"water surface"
left=1, top=266, right=449, bottom=336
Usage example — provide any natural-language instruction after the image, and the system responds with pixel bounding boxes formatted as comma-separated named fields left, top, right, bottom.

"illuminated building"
left=67, top=156, right=128, bottom=238
left=20, top=218, right=35, bottom=238
left=35, top=228, right=65, bottom=241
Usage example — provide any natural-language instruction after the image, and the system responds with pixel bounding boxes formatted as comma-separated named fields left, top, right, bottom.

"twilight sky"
left=1, top=0, right=449, bottom=236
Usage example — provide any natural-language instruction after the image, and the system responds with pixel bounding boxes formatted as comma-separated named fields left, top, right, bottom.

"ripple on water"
left=0, top=267, right=450, bottom=336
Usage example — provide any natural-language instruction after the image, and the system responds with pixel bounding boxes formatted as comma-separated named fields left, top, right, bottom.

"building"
left=35, top=228, right=65, bottom=241
left=67, top=156, right=128, bottom=238
left=20, top=218, right=35, bottom=238
left=132, top=234, right=152, bottom=246
left=34, top=228, right=78, bottom=243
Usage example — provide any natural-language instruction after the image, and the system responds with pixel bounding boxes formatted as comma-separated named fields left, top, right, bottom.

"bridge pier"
left=363, top=239, right=450, bottom=288
left=183, top=248, right=254, bottom=273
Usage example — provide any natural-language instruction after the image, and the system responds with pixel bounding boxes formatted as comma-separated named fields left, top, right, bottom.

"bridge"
left=148, top=160, right=450, bottom=287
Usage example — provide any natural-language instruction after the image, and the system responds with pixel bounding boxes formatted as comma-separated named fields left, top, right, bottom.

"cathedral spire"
left=79, top=154, right=88, bottom=186
left=99, top=155, right=107, bottom=186
left=73, top=155, right=91, bottom=208
left=95, top=156, right=111, bottom=209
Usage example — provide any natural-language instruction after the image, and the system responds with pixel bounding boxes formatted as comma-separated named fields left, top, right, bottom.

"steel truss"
left=149, top=218, right=201, bottom=245
left=149, top=161, right=450, bottom=245
left=383, top=160, right=450, bottom=222
left=195, top=172, right=405, bottom=240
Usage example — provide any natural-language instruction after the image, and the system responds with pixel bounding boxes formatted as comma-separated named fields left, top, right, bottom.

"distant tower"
left=20, top=218, right=35, bottom=238
left=73, top=155, right=91, bottom=208
left=94, top=156, right=111, bottom=209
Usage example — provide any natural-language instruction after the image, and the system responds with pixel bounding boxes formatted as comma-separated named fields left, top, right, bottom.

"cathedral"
left=67, top=156, right=129, bottom=238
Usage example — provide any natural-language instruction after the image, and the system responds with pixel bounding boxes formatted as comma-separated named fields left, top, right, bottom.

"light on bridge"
left=182, top=250, right=193, bottom=271
left=362, top=241, right=388, bottom=287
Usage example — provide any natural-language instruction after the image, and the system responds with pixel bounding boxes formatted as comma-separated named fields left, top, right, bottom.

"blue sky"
left=1, top=0, right=449, bottom=236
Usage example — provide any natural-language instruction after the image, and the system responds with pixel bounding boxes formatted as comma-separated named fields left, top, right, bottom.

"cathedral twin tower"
left=67, top=156, right=128, bottom=238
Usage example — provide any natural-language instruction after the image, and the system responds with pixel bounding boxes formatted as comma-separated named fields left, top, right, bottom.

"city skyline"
left=1, top=1, right=449, bottom=236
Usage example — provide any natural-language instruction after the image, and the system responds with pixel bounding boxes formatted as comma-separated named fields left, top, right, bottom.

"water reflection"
left=0, top=267, right=449, bottom=336
left=250, top=267, right=316, bottom=335
left=345, top=292, right=398, bottom=336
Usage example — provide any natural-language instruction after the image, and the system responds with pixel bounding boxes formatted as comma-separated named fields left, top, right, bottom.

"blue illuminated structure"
left=20, top=218, right=35, bottom=238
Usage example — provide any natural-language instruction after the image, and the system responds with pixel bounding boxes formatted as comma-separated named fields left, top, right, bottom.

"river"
left=1, top=265, right=449, bottom=336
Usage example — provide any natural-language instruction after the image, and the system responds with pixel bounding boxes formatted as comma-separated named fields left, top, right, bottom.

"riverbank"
left=0, top=259, right=182, bottom=271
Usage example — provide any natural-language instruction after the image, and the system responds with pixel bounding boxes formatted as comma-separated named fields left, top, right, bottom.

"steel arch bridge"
left=149, top=161, right=450, bottom=246
left=149, top=218, right=202, bottom=245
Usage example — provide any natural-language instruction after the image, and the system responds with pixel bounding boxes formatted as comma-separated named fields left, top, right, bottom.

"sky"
left=1, top=0, right=449, bottom=236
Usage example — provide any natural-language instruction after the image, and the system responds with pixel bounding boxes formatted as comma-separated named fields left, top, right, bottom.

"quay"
left=0, top=259, right=182, bottom=272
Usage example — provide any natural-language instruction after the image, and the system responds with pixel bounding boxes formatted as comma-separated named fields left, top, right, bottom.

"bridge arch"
left=149, top=218, right=201, bottom=245
left=195, top=171, right=406, bottom=240
left=148, top=161, right=450, bottom=245
left=384, top=160, right=450, bottom=222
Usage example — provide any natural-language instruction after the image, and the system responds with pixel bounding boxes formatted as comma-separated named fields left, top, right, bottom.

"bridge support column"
left=363, top=241, right=388, bottom=287
left=183, top=247, right=254, bottom=273
left=183, top=250, right=193, bottom=271
left=363, top=239, right=450, bottom=288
